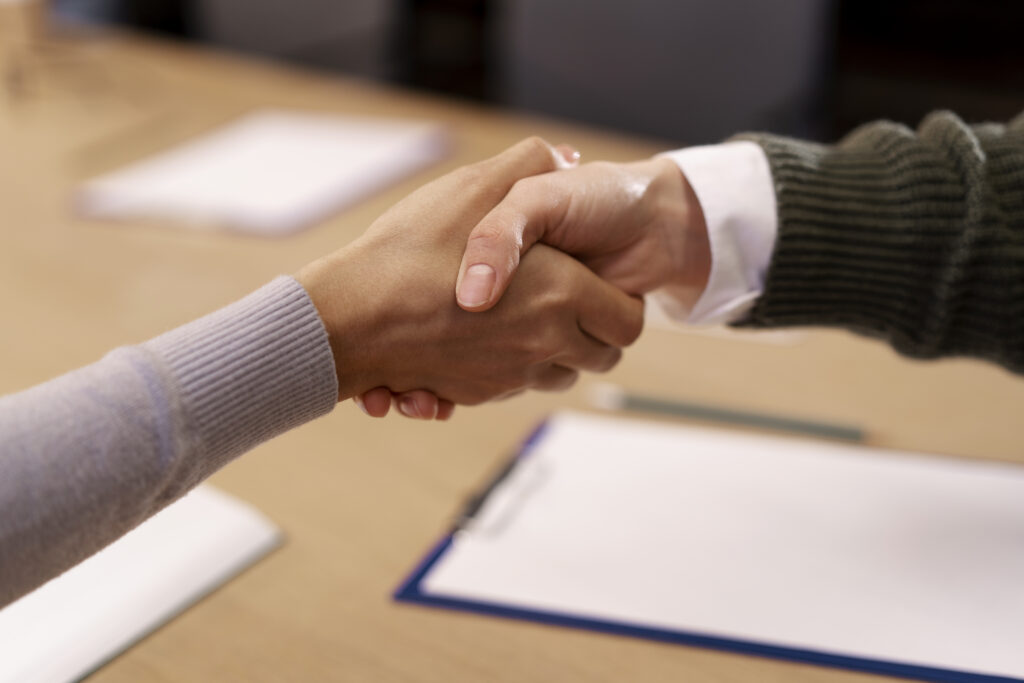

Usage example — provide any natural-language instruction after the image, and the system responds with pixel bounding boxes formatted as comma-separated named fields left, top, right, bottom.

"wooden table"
left=3, top=27, right=1023, bottom=683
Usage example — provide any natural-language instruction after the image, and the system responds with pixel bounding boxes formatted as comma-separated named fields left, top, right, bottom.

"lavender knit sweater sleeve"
left=0, top=277, right=338, bottom=608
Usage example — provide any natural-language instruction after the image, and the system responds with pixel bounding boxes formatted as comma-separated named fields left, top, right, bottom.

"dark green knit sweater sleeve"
left=733, top=111, right=1024, bottom=372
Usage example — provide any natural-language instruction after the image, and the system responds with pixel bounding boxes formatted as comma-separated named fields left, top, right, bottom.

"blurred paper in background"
left=0, top=487, right=281, bottom=683
left=77, top=110, right=449, bottom=235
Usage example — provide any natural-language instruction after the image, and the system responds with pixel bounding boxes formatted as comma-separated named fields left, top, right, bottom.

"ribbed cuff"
left=726, top=114, right=1024, bottom=372
left=733, top=127, right=935, bottom=332
left=731, top=123, right=979, bottom=359
left=144, top=277, right=338, bottom=468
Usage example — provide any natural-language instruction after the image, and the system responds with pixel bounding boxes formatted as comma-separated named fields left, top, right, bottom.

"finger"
left=554, top=143, right=581, bottom=168
left=576, top=274, right=646, bottom=349
left=396, top=390, right=441, bottom=420
left=436, top=400, right=456, bottom=421
left=456, top=173, right=571, bottom=312
left=353, top=394, right=368, bottom=415
left=557, top=333, right=623, bottom=374
left=531, top=365, right=579, bottom=392
left=359, top=387, right=393, bottom=417
left=456, top=139, right=573, bottom=312
left=479, top=135, right=571, bottom=188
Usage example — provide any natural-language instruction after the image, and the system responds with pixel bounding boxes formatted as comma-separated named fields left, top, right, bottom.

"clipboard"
left=395, top=412, right=1024, bottom=683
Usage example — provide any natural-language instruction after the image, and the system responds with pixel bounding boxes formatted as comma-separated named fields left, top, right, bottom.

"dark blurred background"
left=53, top=0, right=1024, bottom=146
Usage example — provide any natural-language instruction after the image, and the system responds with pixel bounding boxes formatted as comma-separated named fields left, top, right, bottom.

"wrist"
left=645, top=157, right=711, bottom=301
left=295, top=248, right=379, bottom=403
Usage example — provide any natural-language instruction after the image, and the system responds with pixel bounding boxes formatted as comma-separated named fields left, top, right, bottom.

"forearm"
left=734, top=111, right=1024, bottom=371
left=0, top=277, right=337, bottom=607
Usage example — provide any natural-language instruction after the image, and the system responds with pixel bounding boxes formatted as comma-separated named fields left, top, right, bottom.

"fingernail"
left=353, top=396, right=369, bottom=416
left=399, top=396, right=421, bottom=418
left=555, top=144, right=581, bottom=167
left=458, top=264, right=496, bottom=308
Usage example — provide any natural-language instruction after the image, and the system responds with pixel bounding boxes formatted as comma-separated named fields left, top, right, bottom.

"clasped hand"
left=297, top=137, right=677, bottom=418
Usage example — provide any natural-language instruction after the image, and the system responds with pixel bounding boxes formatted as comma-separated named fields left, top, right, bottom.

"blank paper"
left=0, top=486, right=282, bottom=683
left=77, top=110, right=449, bottom=234
left=408, top=412, right=1024, bottom=681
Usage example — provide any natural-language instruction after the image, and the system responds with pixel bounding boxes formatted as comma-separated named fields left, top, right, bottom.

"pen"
left=452, top=456, right=520, bottom=532
left=588, top=382, right=865, bottom=443
left=452, top=421, right=551, bottom=532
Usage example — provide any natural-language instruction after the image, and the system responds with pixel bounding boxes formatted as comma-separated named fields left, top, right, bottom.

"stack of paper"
left=77, top=110, right=449, bottom=234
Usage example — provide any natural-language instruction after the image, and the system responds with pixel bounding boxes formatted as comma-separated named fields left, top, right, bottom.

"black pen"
left=452, top=456, right=521, bottom=532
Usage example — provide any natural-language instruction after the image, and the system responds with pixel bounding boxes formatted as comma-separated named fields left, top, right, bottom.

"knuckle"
left=519, top=135, right=553, bottom=162
left=456, top=160, right=509, bottom=200
left=558, top=262, right=586, bottom=292
left=624, top=304, right=645, bottom=346
left=521, top=337, right=548, bottom=366
left=466, top=223, right=511, bottom=250
left=505, top=176, right=546, bottom=210
left=450, top=164, right=496, bottom=201
left=598, top=346, right=623, bottom=372
left=536, top=276, right=573, bottom=309
left=530, top=327, right=564, bottom=363
left=610, top=299, right=645, bottom=347
left=507, top=334, right=545, bottom=369
left=507, top=176, right=533, bottom=198
left=455, top=161, right=487, bottom=186
left=465, top=226, right=520, bottom=268
left=554, top=369, right=579, bottom=391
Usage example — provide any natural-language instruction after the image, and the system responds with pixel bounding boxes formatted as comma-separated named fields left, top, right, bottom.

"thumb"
left=456, top=176, right=576, bottom=312
left=456, top=143, right=580, bottom=312
left=455, top=211, right=531, bottom=312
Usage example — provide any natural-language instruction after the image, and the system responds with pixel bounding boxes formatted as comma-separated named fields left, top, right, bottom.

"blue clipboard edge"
left=393, top=416, right=1021, bottom=683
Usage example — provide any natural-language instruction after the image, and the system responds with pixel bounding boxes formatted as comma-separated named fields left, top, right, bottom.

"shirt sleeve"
left=654, top=141, right=778, bottom=325
left=732, top=112, right=1024, bottom=371
left=0, top=276, right=338, bottom=608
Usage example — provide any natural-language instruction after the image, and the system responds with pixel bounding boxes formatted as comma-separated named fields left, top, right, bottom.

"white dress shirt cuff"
left=655, top=141, right=777, bottom=325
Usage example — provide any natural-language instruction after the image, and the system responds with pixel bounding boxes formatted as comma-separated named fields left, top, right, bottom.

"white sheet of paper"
left=0, top=486, right=281, bottom=683
left=77, top=110, right=449, bottom=234
left=421, top=412, right=1024, bottom=679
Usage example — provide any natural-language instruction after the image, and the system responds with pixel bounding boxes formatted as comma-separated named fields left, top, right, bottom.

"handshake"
left=296, top=137, right=711, bottom=420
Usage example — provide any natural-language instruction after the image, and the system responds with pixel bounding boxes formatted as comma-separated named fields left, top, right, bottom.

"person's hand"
left=454, top=156, right=711, bottom=313
left=358, top=154, right=705, bottom=420
left=295, top=138, right=644, bottom=417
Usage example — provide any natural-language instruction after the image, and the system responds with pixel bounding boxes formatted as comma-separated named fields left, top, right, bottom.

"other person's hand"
left=455, top=157, right=711, bottom=313
left=295, top=138, right=644, bottom=418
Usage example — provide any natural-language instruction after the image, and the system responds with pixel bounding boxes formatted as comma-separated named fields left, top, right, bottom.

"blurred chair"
left=495, top=0, right=835, bottom=144
left=196, top=0, right=397, bottom=80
